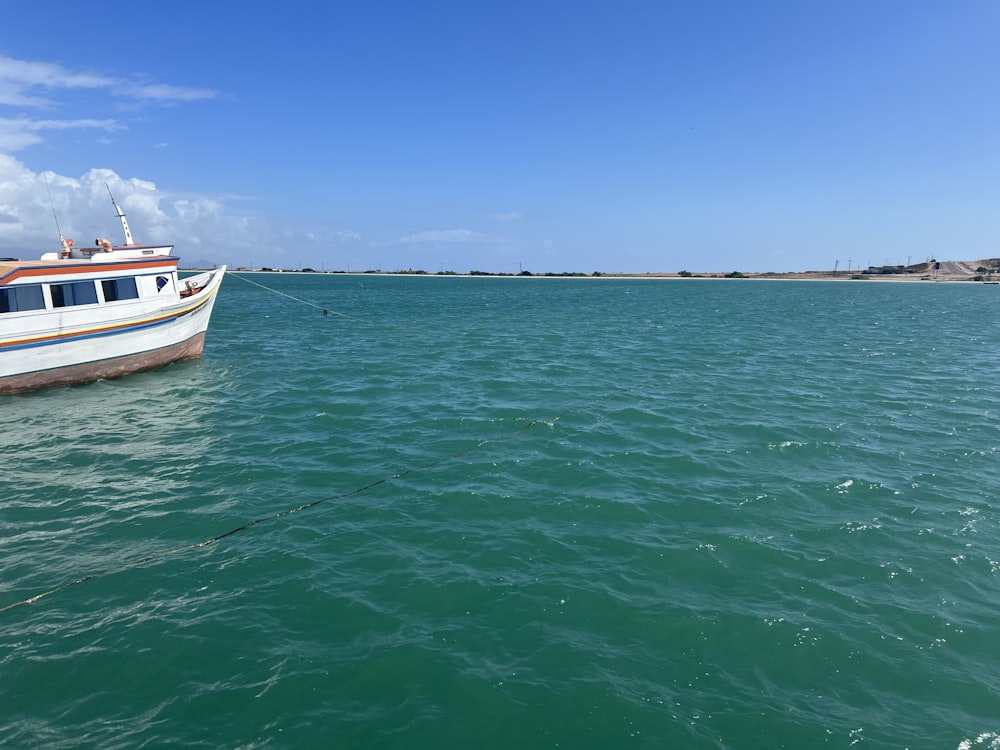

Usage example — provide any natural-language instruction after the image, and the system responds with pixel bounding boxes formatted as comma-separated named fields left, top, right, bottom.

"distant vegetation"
left=239, top=258, right=1000, bottom=280
left=863, top=265, right=908, bottom=275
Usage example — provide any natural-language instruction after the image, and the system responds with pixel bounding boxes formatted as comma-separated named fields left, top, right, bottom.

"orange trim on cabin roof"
left=0, top=257, right=179, bottom=285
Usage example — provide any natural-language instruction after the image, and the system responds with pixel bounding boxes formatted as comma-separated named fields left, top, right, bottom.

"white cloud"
left=398, top=228, right=504, bottom=244
left=0, top=156, right=363, bottom=269
left=297, top=228, right=362, bottom=244
left=0, top=116, right=122, bottom=151
left=120, top=82, right=216, bottom=103
left=0, top=54, right=216, bottom=108
left=0, top=55, right=115, bottom=107
left=486, top=211, right=522, bottom=222
left=0, top=55, right=368, bottom=270
left=0, top=158, right=176, bottom=249
left=0, top=54, right=215, bottom=152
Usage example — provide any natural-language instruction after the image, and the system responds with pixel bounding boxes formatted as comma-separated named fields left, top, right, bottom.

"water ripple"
left=4, top=277, right=1000, bottom=748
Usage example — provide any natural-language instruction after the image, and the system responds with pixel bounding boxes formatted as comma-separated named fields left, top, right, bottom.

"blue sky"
left=1, top=1, right=998, bottom=273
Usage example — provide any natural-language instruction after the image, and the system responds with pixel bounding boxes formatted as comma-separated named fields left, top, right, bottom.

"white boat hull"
left=2, top=189, right=226, bottom=395
left=0, top=265, right=225, bottom=395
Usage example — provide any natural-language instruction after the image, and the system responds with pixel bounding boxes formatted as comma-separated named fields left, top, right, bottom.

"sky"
left=0, top=1, right=998, bottom=274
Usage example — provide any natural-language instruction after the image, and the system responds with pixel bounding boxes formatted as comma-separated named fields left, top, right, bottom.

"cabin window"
left=50, top=280, right=99, bottom=308
left=156, top=276, right=169, bottom=292
left=101, top=277, right=139, bottom=302
left=0, top=284, right=45, bottom=313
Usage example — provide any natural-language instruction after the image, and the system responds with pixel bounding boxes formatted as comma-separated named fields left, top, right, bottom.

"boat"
left=0, top=185, right=226, bottom=395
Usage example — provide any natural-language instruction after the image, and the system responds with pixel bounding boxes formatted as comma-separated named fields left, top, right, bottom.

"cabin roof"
left=0, top=256, right=179, bottom=286
left=0, top=259, right=48, bottom=279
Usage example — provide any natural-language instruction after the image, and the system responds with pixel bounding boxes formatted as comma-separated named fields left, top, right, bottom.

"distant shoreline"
left=204, top=260, right=1000, bottom=283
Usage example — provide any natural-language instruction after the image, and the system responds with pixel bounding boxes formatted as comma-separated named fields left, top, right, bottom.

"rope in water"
left=228, top=272, right=336, bottom=317
left=0, top=390, right=626, bottom=615
left=227, top=272, right=416, bottom=333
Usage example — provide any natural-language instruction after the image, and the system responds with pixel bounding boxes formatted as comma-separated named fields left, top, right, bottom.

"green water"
left=2, top=276, right=1000, bottom=749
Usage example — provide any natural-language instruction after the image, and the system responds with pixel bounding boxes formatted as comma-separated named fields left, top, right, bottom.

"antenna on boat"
left=106, top=181, right=135, bottom=246
left=43, top=172, right=64, bottom=244
left=43, top=172, right=74, bottom=257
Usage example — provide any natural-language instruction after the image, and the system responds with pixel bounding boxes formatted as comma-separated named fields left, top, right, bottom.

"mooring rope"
left=227, top=272, right=415, bottom=332
left=0, top=391, right=627, bottom=615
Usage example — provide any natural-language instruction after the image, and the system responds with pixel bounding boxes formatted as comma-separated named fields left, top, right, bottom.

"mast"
left=106, top=182, right=135, bottom=245
left=43, top=172, right=64, bottom=243
left=44, top=172, right=74, bottom=256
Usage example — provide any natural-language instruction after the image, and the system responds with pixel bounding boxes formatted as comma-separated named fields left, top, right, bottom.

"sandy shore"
left=602, top=259, right=1000, bottom=282
left=224, top=258, right=1000, bottom=281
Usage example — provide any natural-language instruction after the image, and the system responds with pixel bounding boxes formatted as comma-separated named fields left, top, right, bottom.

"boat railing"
left=179, top=270, right=215, bottom=298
